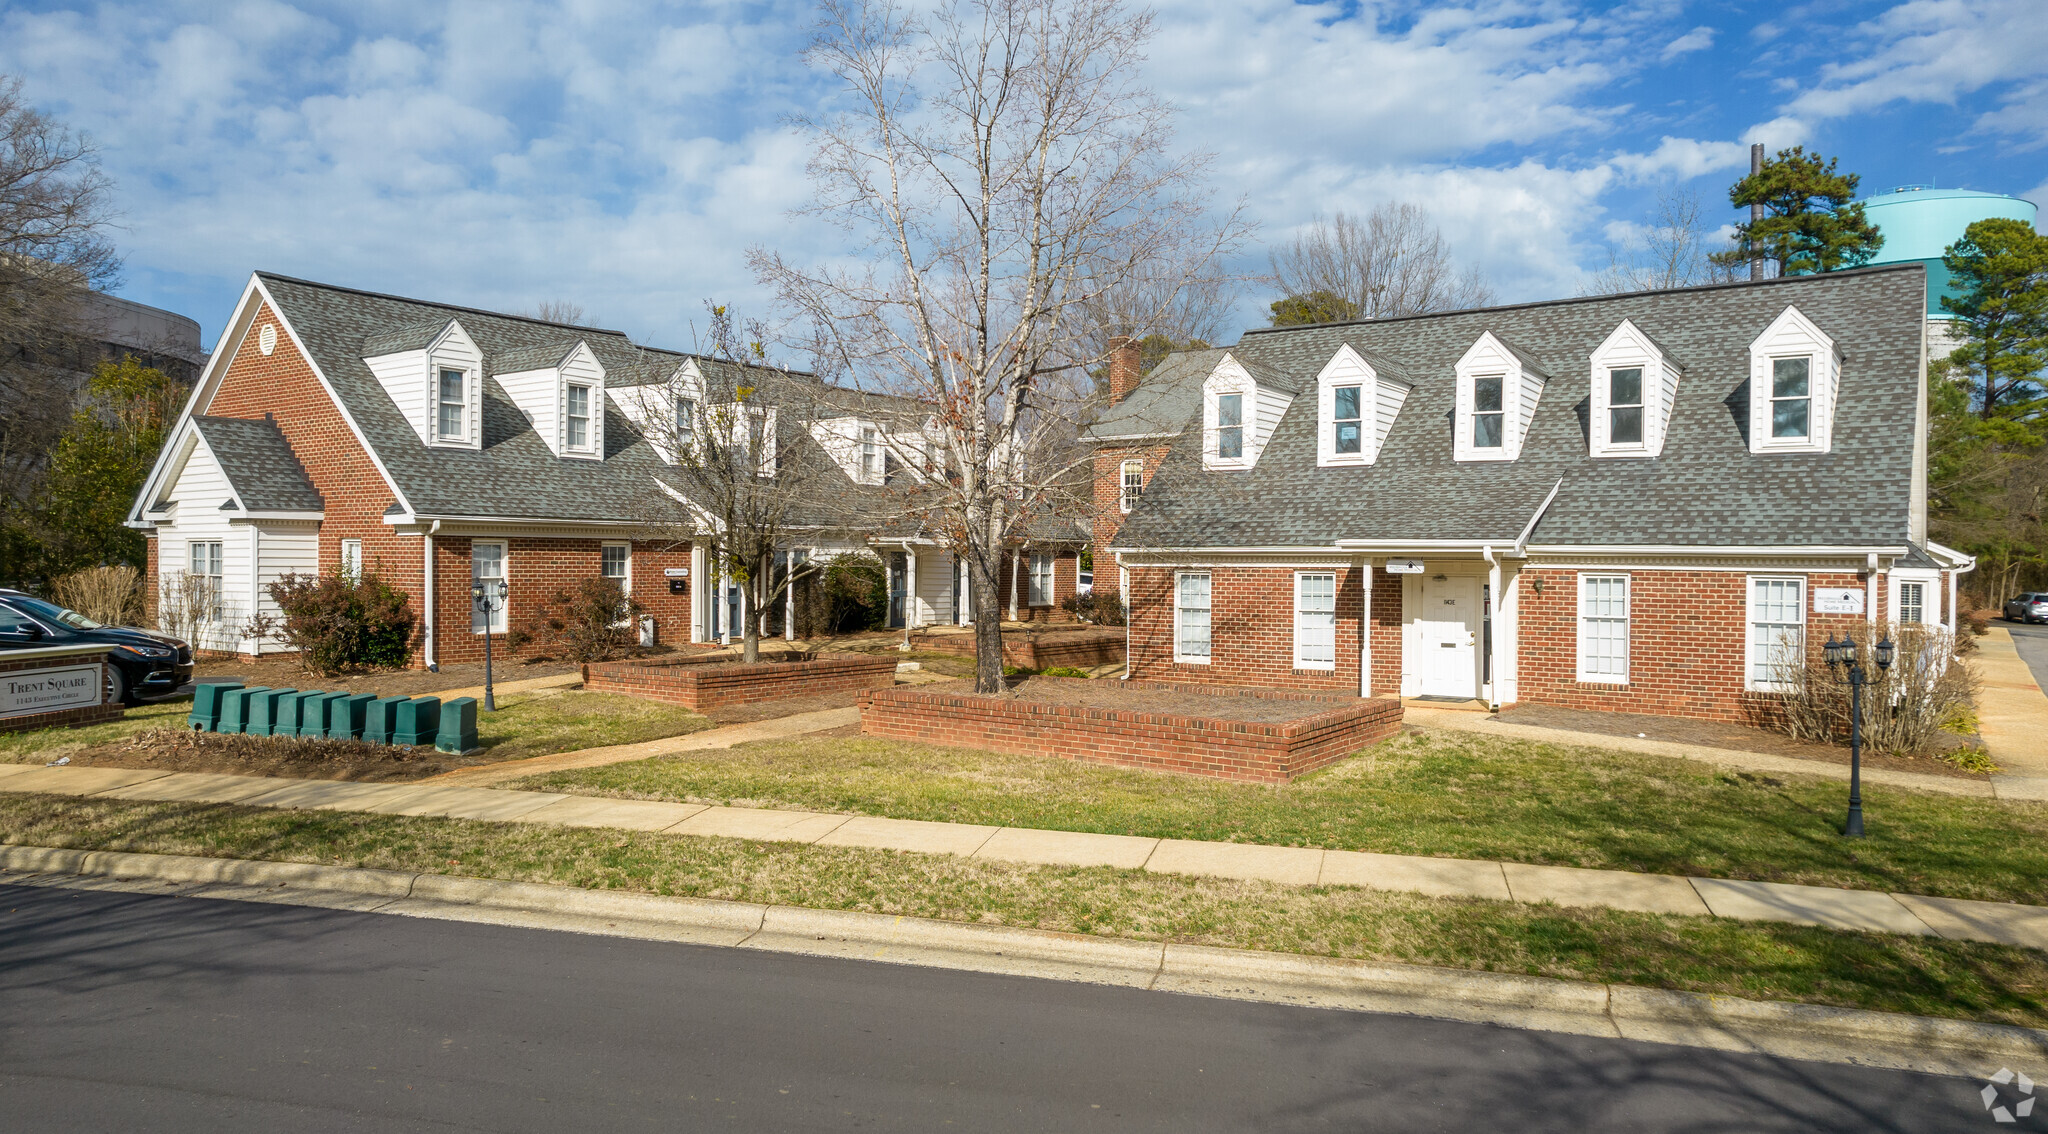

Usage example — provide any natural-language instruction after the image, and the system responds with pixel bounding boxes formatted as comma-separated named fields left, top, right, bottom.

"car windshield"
left=8, top=595, right=104, bottom=630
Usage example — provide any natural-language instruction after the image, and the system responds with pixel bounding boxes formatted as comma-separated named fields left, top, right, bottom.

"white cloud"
left=1660, top=26, right=1713, bottom=62
left=1608, top=136, right=1748, bottom=182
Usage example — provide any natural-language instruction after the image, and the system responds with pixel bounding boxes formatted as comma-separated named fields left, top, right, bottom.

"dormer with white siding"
left=1588, top=319, right=1679, bottom=458
left=363, top=317, right=483, bottom=450
left=1452, top=332, right=1546, bottom=462
left=1202, top=352, right=1297, bottom=471
left=1747, top=305, right=1839, bottom=455
left=495, top=340, right=607, bottom=460
left=609, top=358, right=703, bottom=465
left=1315, top=344, right=1413, bottom=467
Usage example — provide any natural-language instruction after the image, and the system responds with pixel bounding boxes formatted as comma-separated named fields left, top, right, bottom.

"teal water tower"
left=1860, top=187, right=2038, bottom=320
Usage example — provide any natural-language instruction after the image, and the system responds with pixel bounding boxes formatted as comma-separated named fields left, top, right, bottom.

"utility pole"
left=1749, top=143, right=1764, bottom=282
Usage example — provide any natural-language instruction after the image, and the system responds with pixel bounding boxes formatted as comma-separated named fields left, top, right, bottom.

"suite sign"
left=1, top=663, right=103, bottom=719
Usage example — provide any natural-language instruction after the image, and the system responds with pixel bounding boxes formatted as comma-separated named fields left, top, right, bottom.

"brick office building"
left=126, top=272, right=1081, bottom=664
left=1087, top=265, right=1974, bottom=722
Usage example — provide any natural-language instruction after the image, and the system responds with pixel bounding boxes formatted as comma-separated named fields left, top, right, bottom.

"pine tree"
left=1710, top=147, right=1883, bottom=276
left=1943, top=217, right=2048, bottom=420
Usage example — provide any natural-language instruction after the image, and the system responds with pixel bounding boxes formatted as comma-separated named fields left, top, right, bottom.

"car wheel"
left=104, top=664, right=128, bottom=706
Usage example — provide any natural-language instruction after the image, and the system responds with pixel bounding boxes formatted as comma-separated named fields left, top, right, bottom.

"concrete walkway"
left=424, top=670, right=585, bottom=703
left=5, top=760, right=2045, bottom=952
left=423, top=706, right=862, bottom=786
left=1971, top=625, right=2048, bottom=802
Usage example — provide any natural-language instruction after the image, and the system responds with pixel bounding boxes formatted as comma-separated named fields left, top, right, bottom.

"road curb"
left=5, top=843, right=2044, bottom=1077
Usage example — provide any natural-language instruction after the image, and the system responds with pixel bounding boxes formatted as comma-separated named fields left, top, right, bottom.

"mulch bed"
left=1494, top=704, right=1987, bottom=780
left=989, top=677, right=1335, bottom=723
left=194, top=656, right=582, bottom=700
left=42, top=727, right=479, bottom=782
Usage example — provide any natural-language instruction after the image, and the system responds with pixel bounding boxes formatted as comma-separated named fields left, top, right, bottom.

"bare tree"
left=523, top=299, right=593, bottom=326
left=1586, top=188, right=1740, bottom=295
left=754, top=0, right=1246, bottom=693
left=1267, top=203, right=1491, bottom=324
left=0, top=75, right=121, bottom=502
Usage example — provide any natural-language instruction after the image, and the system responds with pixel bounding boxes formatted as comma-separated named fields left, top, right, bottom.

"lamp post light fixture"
left=471, top=579, right=509, bottom=711
left=1822, top=632, right=1894, bottom=838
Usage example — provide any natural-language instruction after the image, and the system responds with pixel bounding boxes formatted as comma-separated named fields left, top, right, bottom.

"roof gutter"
left=1515, top=477, right=1564, bottom=556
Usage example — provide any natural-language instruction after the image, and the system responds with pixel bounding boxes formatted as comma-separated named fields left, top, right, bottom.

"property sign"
left=1814, top=587, right=1865, bottom=614
left=1384, top=559, right=1426, bottom=574
left=1, top=663, right=103, bottom=720
left=663, top=568, right=688, bottom=578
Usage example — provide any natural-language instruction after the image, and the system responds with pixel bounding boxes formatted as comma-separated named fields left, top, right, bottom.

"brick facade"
left=1090, top=443, right=1169, bottom=583
left=585, top=654, right=897, bottom=710
left=989, top=547, right=1083, bottom=622
left=429, top=535, right=695, bottom=665
left=908, top=626, right=1126, bottom=670
left=1125, top=564, right=1366, bottom=694
left=858, top=678, right=1403, bottom=783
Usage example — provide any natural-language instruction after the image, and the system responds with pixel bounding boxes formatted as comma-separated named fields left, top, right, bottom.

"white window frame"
left=860, top=427, right=880, bottom=484
left=1214, top=392, right=1245, bottom=461
left=472, top=540, right=508, bottom=635
left=1028, top=552, right=1055, bottom=606
left=339, top=539, right=363, bottom=579
left=1576, top=573, right=1630, bottom=684
left=435, top=366, right=468, bottom=441
left=1118, top=459, right=1144, bottom=514
left=1315, top=345, right=1411, bottom=467
left=1890, top=569, right=1938, bottom=627
left=189, top=540, right=224, bottom=622
left=1293, top=571, right=1337, bottom=671
left=564, top=381, right=595, bottom=453
left=601, top=542, right=631, bottom=592
left=1452, top=332, right=1544, bottom=463
left=674, top=396, right=697, bottom=453
left=1174, top=570, right=1212, bottom=663
left=1747, top=305, right=1837, bottom=455
left=1588, top=319, right=1674, bottom=458
left=1746, top=576, right=1806, bottom=692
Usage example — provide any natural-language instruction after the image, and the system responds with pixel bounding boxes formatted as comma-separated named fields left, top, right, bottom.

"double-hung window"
left=1028, top=553, right=1055, bottom=606
left=188, top=540, right=223, bottom=622
left=601, top=543, right=629, bottom=588
left=1577, top=574, right=1629, bottom=683
left=1607, top=368, right=1644, bottom=446
left=1175, top=572, right=1212, bottom=663
left=674, top=397, right=697, bottom=451
left=565, top=384, right=592, bottom=450
left=1331, top=385, right=1363, bottom=456
left=1770, top=357, right=1811, bottom=440
left=339, top=539, right=363, bottom=580
left=860, top=428, right=880, bottom=483
left=1747, top=576, right=1805, bottom=690
left=1293, top=572, right=1337, bottom=670
left=1215, top=394, right=1244, bottom=459
left=1119, top=459, right=1144, bottom=514
left=472, top=541, right=508, bottom=634
left=1471, top=376, right=1505, bottom=448
left=437, top=368, right=466, bottom=440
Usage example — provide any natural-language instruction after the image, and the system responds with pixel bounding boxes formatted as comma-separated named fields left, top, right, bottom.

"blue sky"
left=2, top=0, right=2042, bottom=353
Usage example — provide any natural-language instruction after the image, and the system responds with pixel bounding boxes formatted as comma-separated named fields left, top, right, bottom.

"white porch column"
left=1359, top=558, right=1374, bottom=697
left=690, top=543, right=709, bottom=643
left=907, top=547, right=921, bottom=628
left=784, top=550, right=797, bottom=641
left=1008, top=548, right=1022, bottom=622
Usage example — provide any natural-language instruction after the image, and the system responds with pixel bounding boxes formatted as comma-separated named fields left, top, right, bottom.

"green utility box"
left=216, top=686, right=269, bottom=734
left=329, top=693, right=378, bottom=739
left=275, top=690, right=325, bottom=738
left=246, top=689, right=296, bottom=737
left=435, top=697, right=479, bottom=755
left=187, top=681, right=243, bottom=732
left=363, top=696, right=410, bottom=745
left=394, top=697, right=441, bottom=747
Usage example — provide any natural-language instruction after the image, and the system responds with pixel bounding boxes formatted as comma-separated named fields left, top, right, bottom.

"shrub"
left=51, top=565, right=142, bottom=626
left=816, top=552, right=889, bottom=633
left=521, top=577, right=644, bottom=663
left=1060, top=588, right=1127, bottom=626
left=267, top=570, right=418, bottom=675
left=1041, top=665, right=1091, bottom=678
left=1753, top=624, right=1978, bottom=757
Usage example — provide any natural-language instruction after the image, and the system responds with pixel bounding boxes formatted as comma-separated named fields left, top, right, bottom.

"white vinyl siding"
left=1175, top=572, right=1212, bottom=663
left=1576, top=574, right=1629, bottom=683
left=1028, top=553, right=1055, bottom=606
left=472, top=541, right=508, bottom=634
left=1293, top=572, right=1337, bottom=670
left=1747, top=576, right=1806, bottom=690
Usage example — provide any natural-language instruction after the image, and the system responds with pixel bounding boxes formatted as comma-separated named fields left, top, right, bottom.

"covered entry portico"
left=1338, top=541, right=1523, bottom=710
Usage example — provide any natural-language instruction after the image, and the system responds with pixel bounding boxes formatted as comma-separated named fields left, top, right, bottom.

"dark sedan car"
left=2004, top=593, right=2048, bottom=624
left=0, top=590, right=193, bottom=705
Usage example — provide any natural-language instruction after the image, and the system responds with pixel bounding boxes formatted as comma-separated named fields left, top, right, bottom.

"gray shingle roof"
left=191, top=415, right=324, bottom=512
left=1110, top=265, right=1928, bottom=550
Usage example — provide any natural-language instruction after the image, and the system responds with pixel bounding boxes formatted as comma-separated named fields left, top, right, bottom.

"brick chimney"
left=1107, top=336, right=1141, bottom=404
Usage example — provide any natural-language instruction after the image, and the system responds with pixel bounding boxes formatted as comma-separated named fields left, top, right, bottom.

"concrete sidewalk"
left=5, top=760, right=2045, bottom=952
left=1971, top=625, right=2048, bottom=802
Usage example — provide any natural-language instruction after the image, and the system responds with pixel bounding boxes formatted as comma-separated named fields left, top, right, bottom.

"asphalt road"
left=0, top=883, right=2014, bottom=1132
left=2003, top=618, right=2048, bottom=694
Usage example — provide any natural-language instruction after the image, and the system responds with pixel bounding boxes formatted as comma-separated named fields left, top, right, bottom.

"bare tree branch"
left=1267, top=203, right=1491, bottom=324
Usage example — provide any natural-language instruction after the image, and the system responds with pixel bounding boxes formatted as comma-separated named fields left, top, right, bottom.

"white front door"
left=1416, top=575, right=1480, bottom=699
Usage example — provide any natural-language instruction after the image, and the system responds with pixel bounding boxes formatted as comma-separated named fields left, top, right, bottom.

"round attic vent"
left=259, top=323, right=277, bottom=355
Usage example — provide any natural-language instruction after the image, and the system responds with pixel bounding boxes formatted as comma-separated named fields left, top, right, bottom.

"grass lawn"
left=517, top=729, right=2048, bottom=906
left=472, top=689, right=714, bottom=763
left=0, top=701, right=189, bottom=765
left=2, top=792, right=2043, bottom=1028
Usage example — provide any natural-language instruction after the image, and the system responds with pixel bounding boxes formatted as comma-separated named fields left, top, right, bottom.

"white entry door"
left=1416, top=575, right=1480, bottom=699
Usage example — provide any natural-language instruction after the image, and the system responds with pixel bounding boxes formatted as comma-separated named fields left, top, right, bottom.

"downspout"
left=1482, top=545, right=1502, bottom=710
left=1866, top=551, right=1880, bottom=636
left=1117, top=551, right=1130, bottom=681
left=1951, top=555, right=1976, bottom=636
left=423, top=520, right=440, bottom=671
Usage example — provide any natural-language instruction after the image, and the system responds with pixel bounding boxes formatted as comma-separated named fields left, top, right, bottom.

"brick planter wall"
left=858, top=678, right=1403, bottom=783
left=909, top=628, right=1126, bottom=670
left=0, top=652, right=123, bottom=734
left=584, top=654, right=898, bottom=711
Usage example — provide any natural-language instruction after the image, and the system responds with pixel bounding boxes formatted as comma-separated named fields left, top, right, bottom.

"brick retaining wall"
left=858, top=678, right=1402, bottom=783
left=584, top=654, right=898, bottom=711
left=910, top=628, right=1126, bottom=670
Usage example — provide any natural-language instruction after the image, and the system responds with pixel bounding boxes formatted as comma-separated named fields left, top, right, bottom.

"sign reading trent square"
left=2, top=663, right=104, bottom=719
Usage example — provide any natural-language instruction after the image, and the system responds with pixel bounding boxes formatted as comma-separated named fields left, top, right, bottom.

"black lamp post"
left=1823, top=632, right=1894, bottom=838
left=471, top=579, right=508, bottom=711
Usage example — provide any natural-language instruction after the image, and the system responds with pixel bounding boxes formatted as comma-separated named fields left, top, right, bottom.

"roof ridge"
left=256, top=271, right=634, bottom=339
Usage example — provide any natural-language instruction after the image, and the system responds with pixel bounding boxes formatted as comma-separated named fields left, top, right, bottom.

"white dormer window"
left=1201, top=352, right=1294, bottom=471
left=498, top=341, right=606, bottom=460
left=1216, top=393, right=1244, bottom=459
left=1589, top=319, right=1677, bottom=458
left=1453, top=333, right=1545, bottom=462
left=860, top=428, right=880, bottom=483
left=1316, top=345, right=1412, bottom=467
left=675, top=396, right=696, bottom=450
left=436, top=367, right=467, bottom=440
left=1747, top=306, right=1838, bottom=455
left=565, top=383, right=594, bottom=452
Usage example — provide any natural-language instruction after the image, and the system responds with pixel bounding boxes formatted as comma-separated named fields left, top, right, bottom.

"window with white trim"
left=339, top=539, right=363, bottom=579
left=1576, top=574, right=1629, bottom=683
left=436, top=368, right=467, bottom=440
left=1747, top=576, right=1805, bottom=690
left=860, top=428, right=880, bottom=484
left=1175, top=572, right=1211, bottom=662
left=189, top=540, right=223, bottom=622
left=1028, top=553, right=1055, bottom=606
left=1215, top=393, right=1244, bottom=459
left=1898, top=580, right=1925, bottom=625
left=565, top=383, right=593, bottom=451
left=601, top=543, right=629, bottom=589
left=1293, top=572, right=1337, bottom=670
left=1769, top=357, right=1810, bottom=440
left=1331, top=385, right=1363, bottom=456
left=674, top=397, right=697, bottom=450
left=1471, top=375, right=1505, bottom=449
left=1606, top=368, right=1644, bottom=446
left=1119, top=459, right=1144, bottom=514
left=471, top=541, right=507, bottom=634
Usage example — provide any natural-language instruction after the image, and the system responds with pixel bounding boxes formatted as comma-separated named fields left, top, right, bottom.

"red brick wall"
left=909, top=627, right=1126, bottom=669
left=1514, top=568, right=1878, bottom=721
left=585, top=654, right=896, bottom=710
left=859, top=678, right=1403, bottom=783
left=1125, top=564, right=1365, bottom=693
left=991, top=548, right=1082, bottom=622
left=1091, top=444, right=1169, bottom=577
left=430, top=536, right=697, bottom=664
